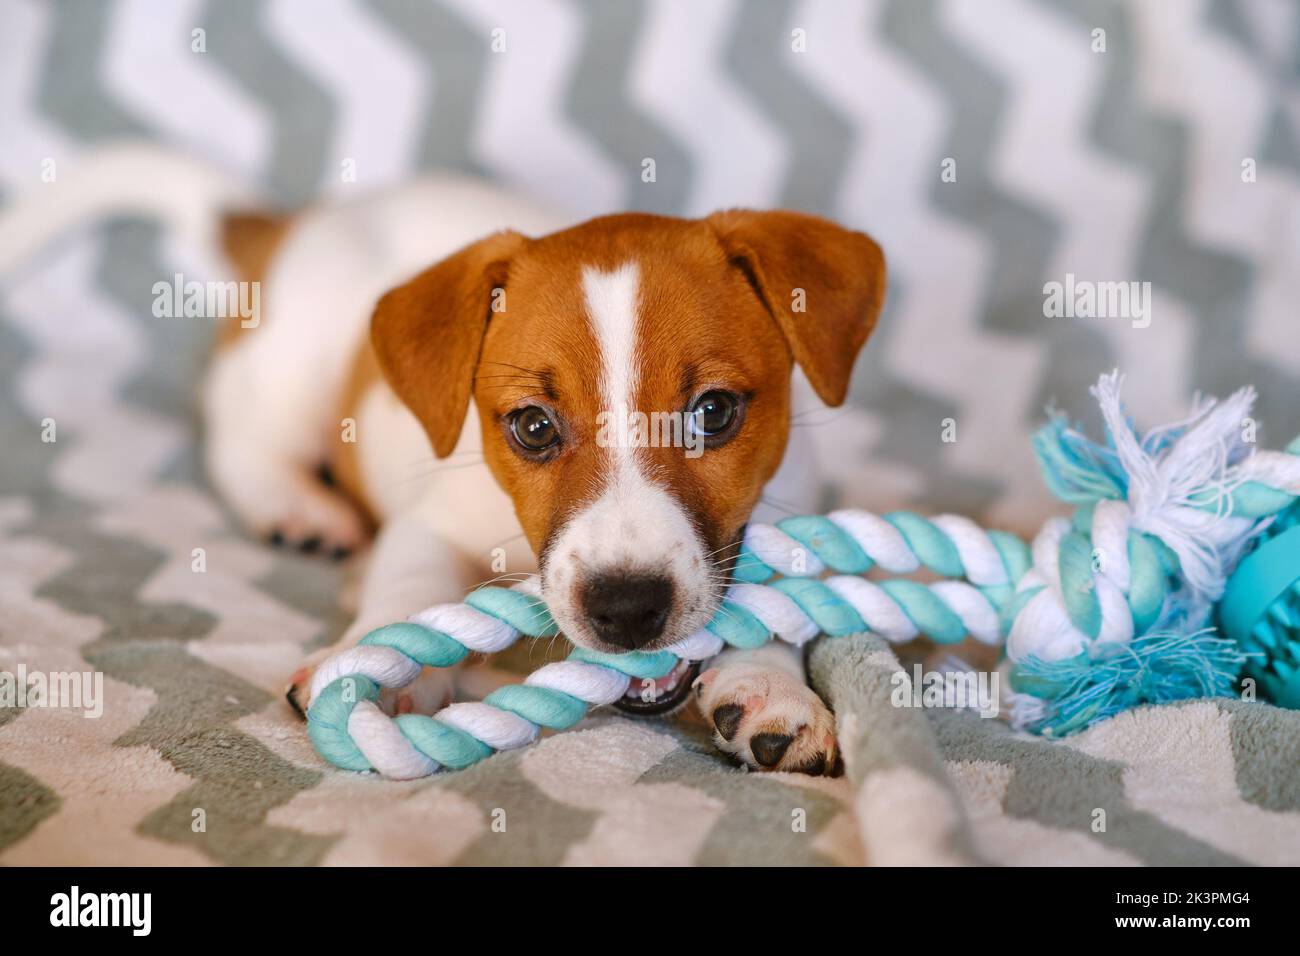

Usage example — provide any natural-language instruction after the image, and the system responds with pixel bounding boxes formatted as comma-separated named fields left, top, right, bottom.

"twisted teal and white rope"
left=305, top=373, right=1300, bottom=775
left=307, top=507, right=1030, bottom=778
left=997, top=376, right=1300, bottom=734
left=1001, top=377, right=1300, bottom=667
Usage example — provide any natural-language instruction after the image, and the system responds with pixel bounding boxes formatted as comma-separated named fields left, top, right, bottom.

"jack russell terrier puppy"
left=207, top=176, right=885, bottom=775
left=2, top=150, right=884, bottom=775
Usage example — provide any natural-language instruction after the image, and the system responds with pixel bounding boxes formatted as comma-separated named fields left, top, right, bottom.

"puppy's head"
left=373, top=210, right=884, bottom=671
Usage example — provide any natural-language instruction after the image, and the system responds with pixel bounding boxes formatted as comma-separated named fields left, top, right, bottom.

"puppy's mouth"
left=612, top=658, right=701, bottom=717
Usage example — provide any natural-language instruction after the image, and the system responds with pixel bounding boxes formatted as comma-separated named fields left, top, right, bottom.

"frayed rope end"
left=1008, top=628, right=1249, bottom=737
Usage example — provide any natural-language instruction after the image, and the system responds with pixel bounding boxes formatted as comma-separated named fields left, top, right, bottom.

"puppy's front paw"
left=693, top=661, right=839, bottom=776
left=259, top=476, right=369, bottom=560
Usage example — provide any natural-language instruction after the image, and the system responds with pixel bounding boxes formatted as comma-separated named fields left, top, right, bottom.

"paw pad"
left=711, top=702, right=744, bottom=741
left=750, top=731, right=794, bottom=767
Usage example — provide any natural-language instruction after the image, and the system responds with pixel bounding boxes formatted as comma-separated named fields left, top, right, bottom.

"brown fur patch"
left=370, top=209, right=885, bottom=565
left=467, top=215, right=794, bottom=561
left=215, top=210, right=292, bottom=348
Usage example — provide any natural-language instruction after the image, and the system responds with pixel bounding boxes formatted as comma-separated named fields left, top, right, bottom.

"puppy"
left=205, top=176, right=885, bottom=774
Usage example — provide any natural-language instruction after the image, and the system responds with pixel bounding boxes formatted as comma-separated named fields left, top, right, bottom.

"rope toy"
left=305, top=372, right=1300, bottom=777
left=740, top=374, right=1300, bottom=734
left=306, top=517, right=1029, bottom=779
left=998, top=374, right=1300, bottom=733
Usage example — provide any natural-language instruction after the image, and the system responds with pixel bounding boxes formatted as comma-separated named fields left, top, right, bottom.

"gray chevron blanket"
left=5, top=538, right=1299, bottom=867
left=4, top=0, right=1300, bottom=866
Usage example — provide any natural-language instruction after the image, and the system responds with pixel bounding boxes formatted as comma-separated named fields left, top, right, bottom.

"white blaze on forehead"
left=583, top=262, right=641, bottom=447
left=540, top=263, right=715, bottom=649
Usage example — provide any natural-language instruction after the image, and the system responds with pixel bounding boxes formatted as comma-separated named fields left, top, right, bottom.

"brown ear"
left=708, top=210, right=886, bottom=406
left=371, top=230, right=526, bottom=457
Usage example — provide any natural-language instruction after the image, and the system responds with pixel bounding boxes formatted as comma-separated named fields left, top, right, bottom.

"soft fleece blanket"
left=3, top=203, right=1299, bottom=872
left=2, top=270, right=1298, bottom=866
left=5, top=0, right=1300, bottom=866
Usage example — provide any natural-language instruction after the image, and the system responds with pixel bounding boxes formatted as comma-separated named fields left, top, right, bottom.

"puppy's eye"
left=509, top=406, right=560, bottom=452
left=687, top=390, right=739, bottom=438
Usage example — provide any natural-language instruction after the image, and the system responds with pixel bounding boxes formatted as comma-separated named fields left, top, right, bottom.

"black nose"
left=581, top=573, right=673, bottom=650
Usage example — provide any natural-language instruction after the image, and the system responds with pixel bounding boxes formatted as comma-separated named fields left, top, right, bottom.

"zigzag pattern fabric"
left=5, top=0, right=1299, bottom=531
left=5, top=0, right=1300, bottom=863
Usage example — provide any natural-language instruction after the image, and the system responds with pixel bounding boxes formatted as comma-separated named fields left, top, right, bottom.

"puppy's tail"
left=0, top=141, right=262, bottom=279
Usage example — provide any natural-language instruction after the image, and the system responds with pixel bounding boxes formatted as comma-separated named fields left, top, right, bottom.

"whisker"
left=475, top=386, right=549, bottom=399
left=404, top=451, right=485, bottom=467
left=789, top=407, right=854, bottom=428
left=395, top=459, right=488, bottom=485
left=703, top=539, right=744, bottom=559
left=759, top=496, right=805, bottom=517
left=466, top=573, right=537, bottom=593
left=481, top=361, right=549, bottom=376
left=763, top=491, right=808, bottom=510
left=489, top=390, right=549, bottom=405
left=707, top=568, right=744, bottom=581
left=480, top=378, right=544, bottom=391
